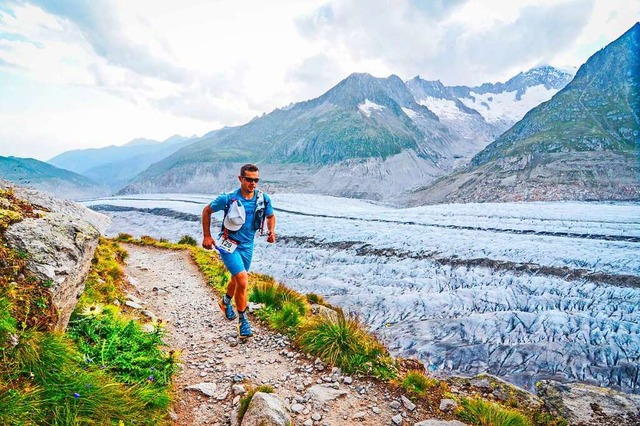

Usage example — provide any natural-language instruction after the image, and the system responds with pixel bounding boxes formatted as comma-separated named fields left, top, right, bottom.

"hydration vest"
left=222, top=190, right=267, bottom=234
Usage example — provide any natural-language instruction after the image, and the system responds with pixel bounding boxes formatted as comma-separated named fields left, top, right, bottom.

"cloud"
left=286, top=53, right=347, bottom=101
left=296, top=0, right=595, bottom=85
left=432, top=1, right=595, bottom=83
left=27, top=0, right=189, bottom=83
left=0, top=56, right=24, bottom=70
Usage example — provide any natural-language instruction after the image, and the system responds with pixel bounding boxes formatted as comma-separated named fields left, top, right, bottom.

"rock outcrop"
left=537, top=380, right=640, bottom=425
left=240, top=392, right=292, bottom=426
left=1, top=181, right=109, bottom=330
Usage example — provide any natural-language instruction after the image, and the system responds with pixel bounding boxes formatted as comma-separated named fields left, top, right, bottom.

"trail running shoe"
left=237, top=316, right=253, bottom=339
left=218, top=299, right=237, bottom=321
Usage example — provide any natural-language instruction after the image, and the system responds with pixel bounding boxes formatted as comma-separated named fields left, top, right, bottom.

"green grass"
left=250, top=278, right=309, bottom=335
left=1, top=331, right=165, bottom=425
left=67, top=305, right=177, bottom=390
left=237, top=384, right=274, bottom=424
left=306, top=292, right=327, bottom=305
left=77, top=237, right=128, bottom=308
left=399, top=370, right=440, bottom=398
left=457, top=397, right=532, bottom=426
left=177, top=235, right=197, bottom=246
left=0, top=215, right=177, bottom=425
left=296, top=310, right=397, bottom=379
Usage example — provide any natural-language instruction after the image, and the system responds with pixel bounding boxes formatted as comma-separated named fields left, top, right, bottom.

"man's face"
left=239, top=170, right=259, bottom=193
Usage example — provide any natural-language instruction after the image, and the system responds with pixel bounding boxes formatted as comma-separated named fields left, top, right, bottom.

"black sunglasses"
left=242, top=176, right=260, bottom=183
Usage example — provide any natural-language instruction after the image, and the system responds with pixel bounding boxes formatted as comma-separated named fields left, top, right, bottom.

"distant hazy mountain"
left=48, top=135, right=199, bottom=190
left=119, top=67, right=569, bottom=200
left=409, top=23, right=640, bottom=205
left=0, top=156, right=110, bottom=200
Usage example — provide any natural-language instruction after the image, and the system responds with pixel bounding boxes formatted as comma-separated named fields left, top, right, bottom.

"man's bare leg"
left=232, top=271, right=249, bottom=312
left=225, top=275, right=238, bottom=300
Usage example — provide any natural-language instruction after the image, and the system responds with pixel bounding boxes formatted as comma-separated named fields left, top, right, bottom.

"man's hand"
left=202, top=235, right=215, bottom=249
left=267, top=230, right=276, bottom=243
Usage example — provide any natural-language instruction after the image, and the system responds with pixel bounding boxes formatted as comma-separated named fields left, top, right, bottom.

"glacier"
left=83, top=194, right=640, bottom=393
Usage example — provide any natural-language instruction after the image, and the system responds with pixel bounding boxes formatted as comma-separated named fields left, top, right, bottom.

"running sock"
left=238, top=309, right=246, bottom=320
left=223, top=294, right=232, bottom=305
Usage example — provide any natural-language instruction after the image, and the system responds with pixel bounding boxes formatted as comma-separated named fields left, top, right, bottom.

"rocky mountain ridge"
left=117, top=66, right=570, bottom=200
left=408, top=23, right=640, bottom=205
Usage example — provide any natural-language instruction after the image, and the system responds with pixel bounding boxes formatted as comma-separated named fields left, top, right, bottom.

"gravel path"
left=121, top=244, right=441, bottom=426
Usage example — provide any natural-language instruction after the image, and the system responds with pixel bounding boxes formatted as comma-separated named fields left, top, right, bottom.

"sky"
left=0, top=0, right=638, bottom=161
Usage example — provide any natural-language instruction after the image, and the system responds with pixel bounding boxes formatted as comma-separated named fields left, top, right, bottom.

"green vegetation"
left=77, top=237, right=128, bottom=308
left=399, top=370, right=440, bottom=398
left=250, top=278, right=309, bottom=334
left=237, top=384, right=274, bottom=424
left=296, top=310, right=397, bottom=379
left=0, top=194, right=177, bottom=424
left=67, top=305, right=177, bottom=397
left=457, top=397, right=532, bottom=426
left=1, top=330, right=162, bottom=425
left=177, top=235, right=197, bottom=246
left=306, top=292, right=327, bottom=305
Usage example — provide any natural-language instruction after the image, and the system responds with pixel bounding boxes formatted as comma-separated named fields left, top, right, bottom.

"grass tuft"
left=296, top=310, right=397, bottom=379
left=399, top=370, right=440, bottom=397
left=250, top=279, right=308, bottom=313
left=306, top=293, right=326, bottom=305
left=177, top=235, right=197, bottom=246
left=457, top=397, right=532, bottom=426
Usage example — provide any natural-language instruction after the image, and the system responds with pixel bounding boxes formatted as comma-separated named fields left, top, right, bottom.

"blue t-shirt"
left=209, top=189, right=274, bottom=245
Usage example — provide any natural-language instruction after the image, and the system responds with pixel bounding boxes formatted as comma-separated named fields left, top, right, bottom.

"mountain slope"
left=48, top=135, right=199, bottom=190
left=120, top=68, right=569, bottom=200
left=0, top=156, right=111, bottom=200
left=409, top=23, right=640, bottom=205
left=119, top=73, right=457, bottom=199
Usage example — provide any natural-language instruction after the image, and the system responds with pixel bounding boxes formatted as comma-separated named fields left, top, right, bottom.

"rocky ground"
left=121, top=244, right=463, bottom=426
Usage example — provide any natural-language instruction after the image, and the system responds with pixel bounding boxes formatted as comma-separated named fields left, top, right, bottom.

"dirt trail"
left=121, top=244, right=443, bottom=426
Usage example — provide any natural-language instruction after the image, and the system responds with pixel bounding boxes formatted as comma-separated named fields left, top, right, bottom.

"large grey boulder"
left=537, top=380, right=640, bottom=425
left=306, top=384, right=349, bottom=404
left=2, top=181, right=109, bottom=330
left=240, top=392, right=291, bottom=426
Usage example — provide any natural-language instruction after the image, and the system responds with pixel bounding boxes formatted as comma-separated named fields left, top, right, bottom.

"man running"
left=201, top=163, right=276, bottom=339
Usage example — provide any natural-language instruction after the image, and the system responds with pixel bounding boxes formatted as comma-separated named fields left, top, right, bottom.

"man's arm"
left=202, top=204, right=215, bottom=249
left=266, top=214, right=276, bottom=243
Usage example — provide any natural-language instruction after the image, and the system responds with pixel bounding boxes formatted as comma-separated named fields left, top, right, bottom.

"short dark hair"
left=240, top=163, right=259, bottom=176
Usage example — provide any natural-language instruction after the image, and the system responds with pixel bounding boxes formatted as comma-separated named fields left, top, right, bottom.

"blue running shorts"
left=217, top=244, right=253, bottom=276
